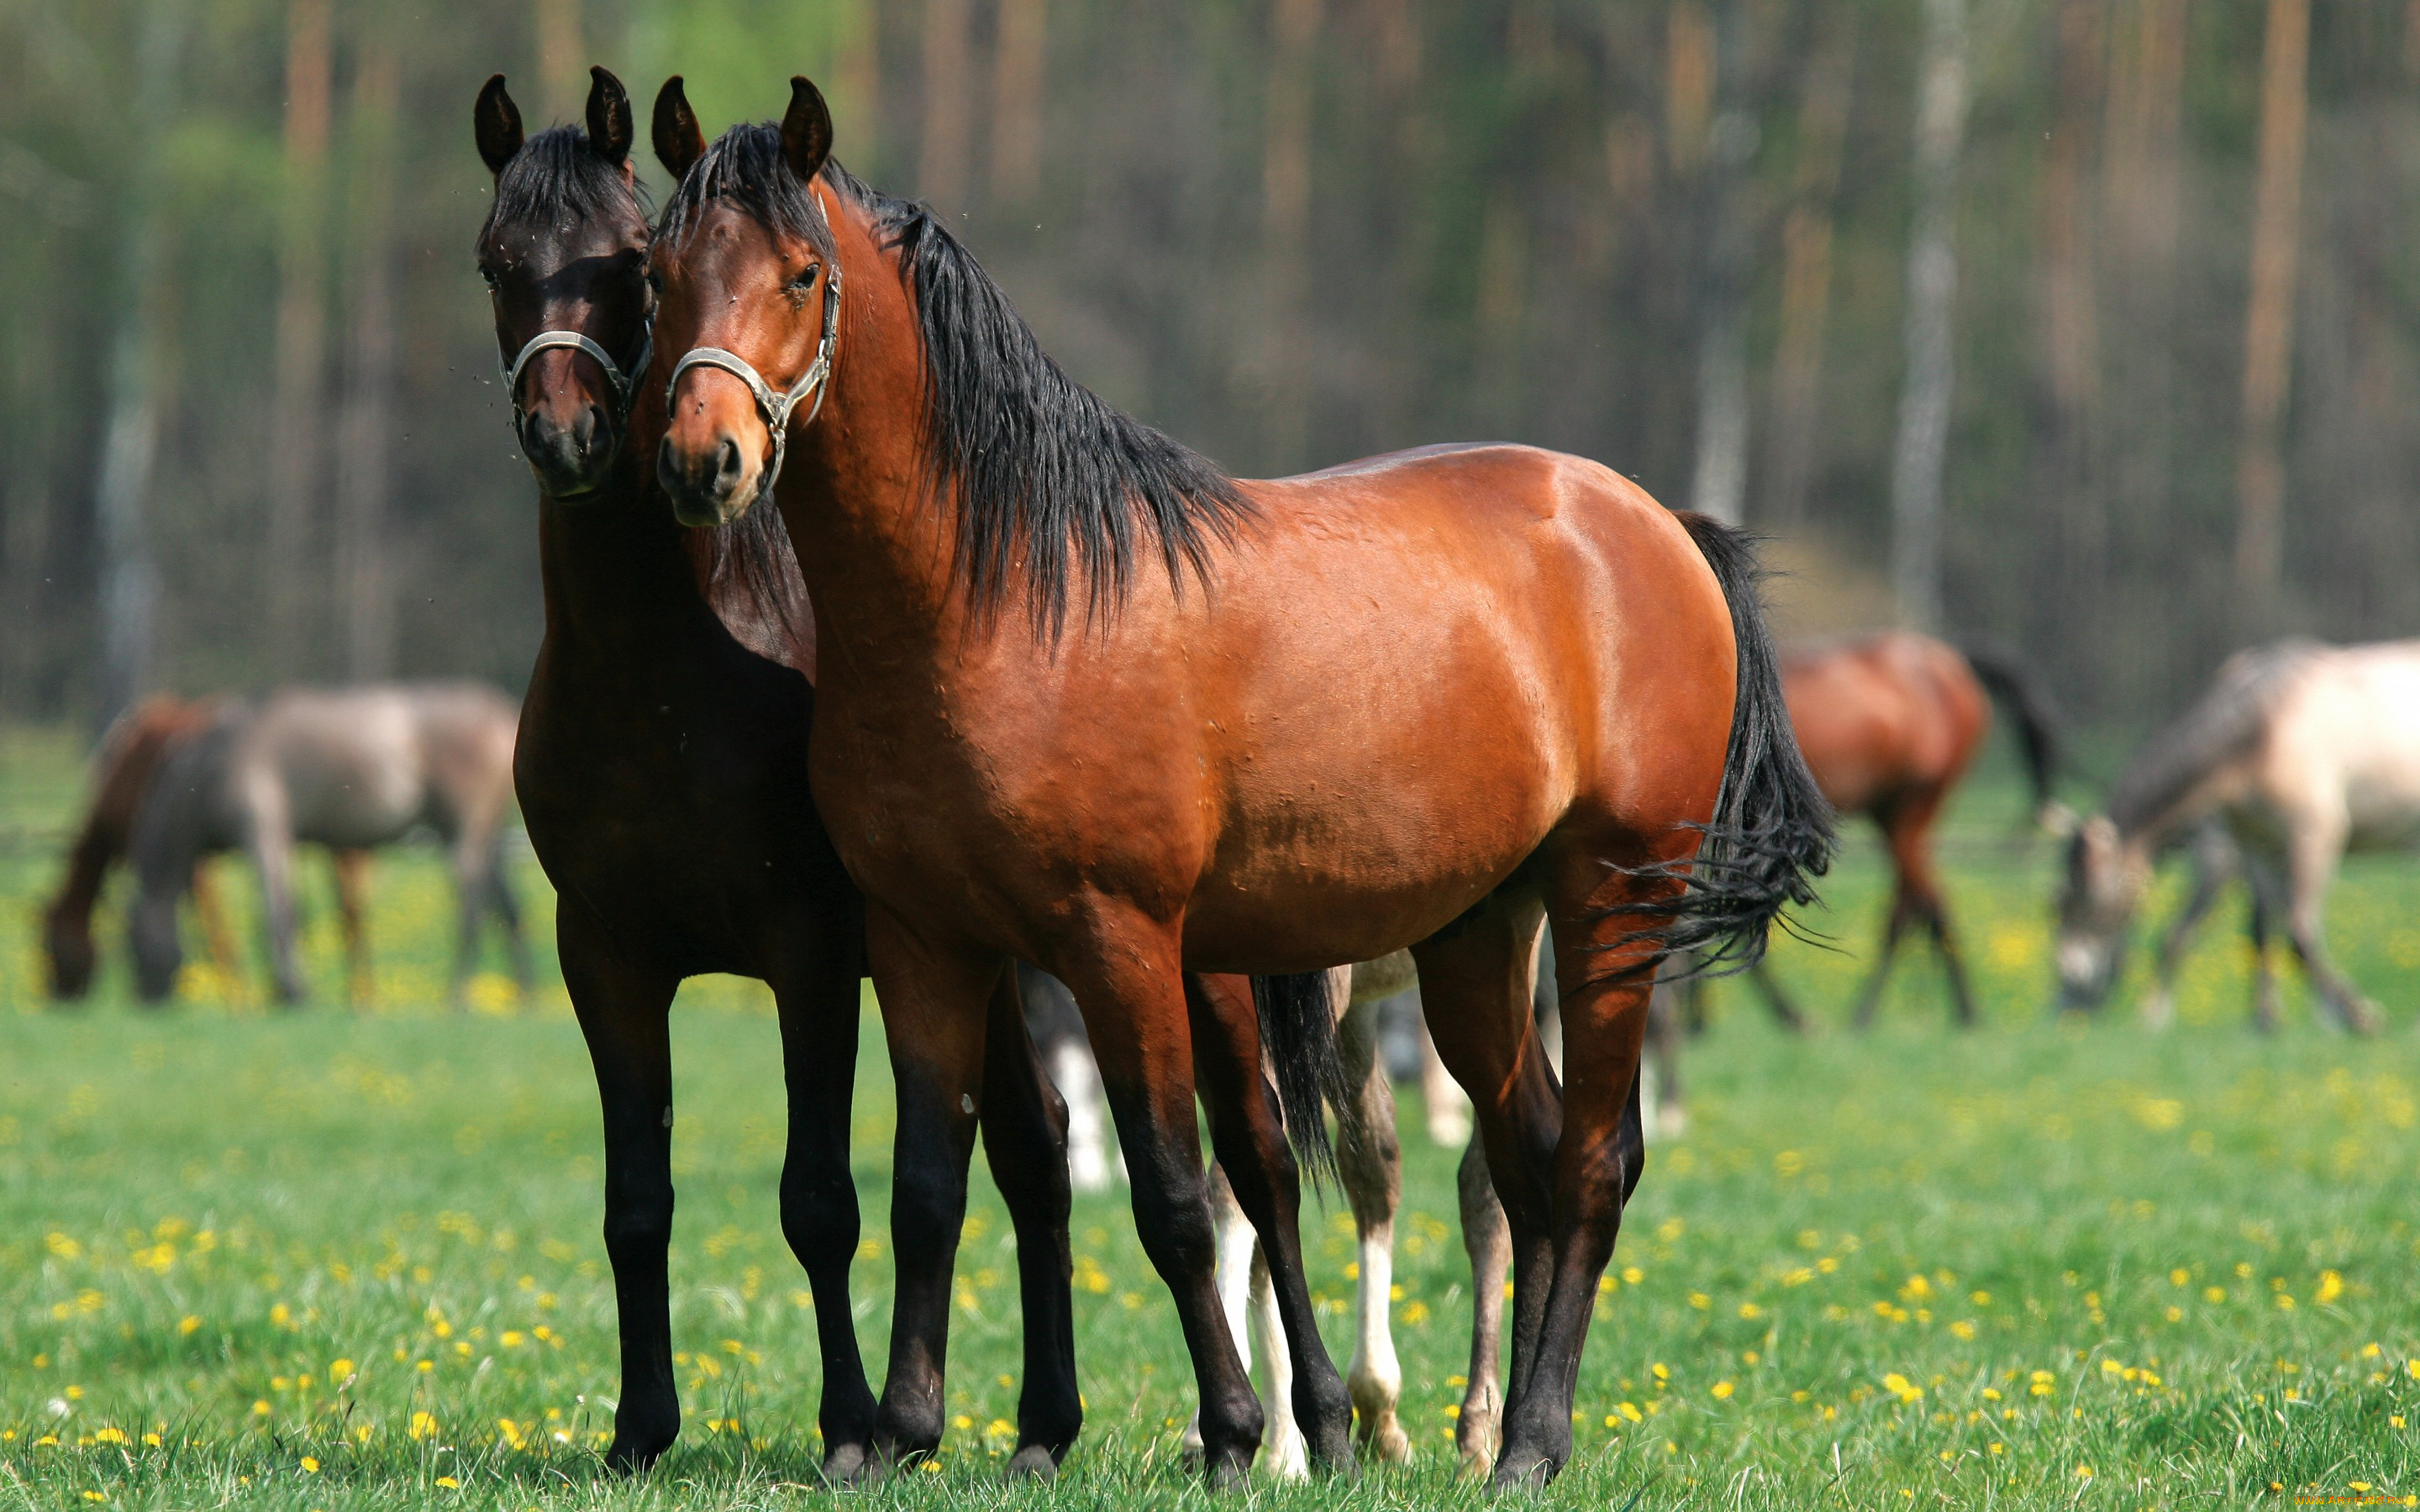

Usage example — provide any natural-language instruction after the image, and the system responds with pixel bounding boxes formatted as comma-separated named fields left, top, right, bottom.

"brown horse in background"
left=474, top=71, right=1083, bottom=1481
left=1751, top=631, right=2059, bottom=1028
left=648, top=79, right=1829, bottom=1487
left=42, top=696, right=250, bottom=999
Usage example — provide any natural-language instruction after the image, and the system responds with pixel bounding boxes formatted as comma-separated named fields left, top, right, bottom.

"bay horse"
left=42, top=696, right=245, bottom=1000
left=648, top=78, right=1829, bottom=1487
left=1748, top=631, right=2060, bottom=1029
left=474, top=70, right=1094, bottom=1481
left=127, top=684, right=526, bottom=1006
left=2054, top=638, right=2420, bottom=1034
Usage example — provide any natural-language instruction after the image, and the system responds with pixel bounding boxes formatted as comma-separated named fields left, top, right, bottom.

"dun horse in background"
left=1752, top=632, right=2060, bottom=1029
left=473, top=71, right=1088, bottom=1480
left=648, top=79, right=1829, bottom=1486
left=42, top=696, right=245, bottom=999
left=128, top=684, right=527, bottom=1006
left=2055, top=638, right=2420, bottom=1033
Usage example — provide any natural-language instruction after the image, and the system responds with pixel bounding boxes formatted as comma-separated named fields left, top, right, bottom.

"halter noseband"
left=664, top=260, right=842, bottom=509
left=502, top=318, right=655, bottom=459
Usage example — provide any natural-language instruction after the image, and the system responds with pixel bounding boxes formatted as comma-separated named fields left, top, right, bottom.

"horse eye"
left=787, top=265, right=820, bottom=292
left=478, top=265, right=500, bottom=291
left=645, top=270, right=665, bottom=295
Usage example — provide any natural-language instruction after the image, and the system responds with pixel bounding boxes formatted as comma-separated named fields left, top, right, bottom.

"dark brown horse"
left=1750, top=631, right=2058, bottom=1029
left=647, top=78, right=1829, bottom=1487
left=42, top=696, right=245, bottom=1000
left=473, top=70, right=1084, bottom=1482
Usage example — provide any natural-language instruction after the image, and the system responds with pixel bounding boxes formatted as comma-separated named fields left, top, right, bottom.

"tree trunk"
left=534, top=0, right=584, bottom=123
left=1260, top=0, right=1320, bottom=472
left=335, top=40, right=399, bottom=682
left=992, top=0, right=1047, bottom=204
left=1760, top=8, right=1859, bottom=529
left=918, top=0, right=973, bottom=210
left=91, top=3, right=187, bottom=734
left=2032, top=0, right=2106, bottom=678
left=1888, top=0, right=1969, bottom=633
left=264, top=0, right=333, bottom=679
left=1686, top=0, right=1754, bottom=528
left=2233, top=0, right=2310, bottom=606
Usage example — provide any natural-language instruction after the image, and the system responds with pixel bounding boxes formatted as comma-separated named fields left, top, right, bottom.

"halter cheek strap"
left=664, top=261, right=842, bottom=508
left=502, top=318, right=655, bottom=459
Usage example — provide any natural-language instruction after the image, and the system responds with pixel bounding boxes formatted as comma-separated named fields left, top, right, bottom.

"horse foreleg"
left=2146, top=845, right=2230, bottom=1028
left=1181, top=970, right=1347, bottom=1475
left=1335, top=995, right=1410, bottom=1463
left=1184, top=1168, right=1300, bottom=1474
left=2246, top=877, right=2282, bottom=1033
left=768, top=927, right=879, bottom=1482
left=862, top=912, right=998, bottom=1471
left=1454, top=1136, right=1510, bottom=1478
left=332, top=850, right=371, bottom=1010
left=190, top=861, right=244, bottom=1002
left=247, top=805, right=307, bottom=1006
left=489, top=846, right=534, bottom=995
left=1923, top=897, right=1979, bottom=1029
left=558, top=901, right=681, bottom=1473
left=974, top=972, right=1083, bottom=1478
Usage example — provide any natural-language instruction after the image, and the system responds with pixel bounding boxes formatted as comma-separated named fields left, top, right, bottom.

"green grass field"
left=0, top=726, right=2416, bottom=1508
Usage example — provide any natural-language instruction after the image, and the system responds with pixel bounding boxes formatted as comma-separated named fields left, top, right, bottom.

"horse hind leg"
left=1413, top=1012, right=1473, bottom=1148
left=1334, top=997, right=1410, bottom=1463
left=2279, top=825, right=2381, bottom=1035
left=1453, top=1135, right=1510, bottom=1478
left=333, top=850, right=371, bottom=1010
left=1410, top=890, right=1561, bottom=1478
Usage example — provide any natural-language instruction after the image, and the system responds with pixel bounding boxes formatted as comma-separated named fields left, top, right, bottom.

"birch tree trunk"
left=1888, top=0, right=1969, bottom=633
left=91, top=3, right=186, bottom=734
left=335, top=41, right=399, bottom=682
left=2233, top=0, right=2310, bottom=606
left=1685, top=0, right=1752, bottom=526
left=918, top=0, right=973, bottom=210
left=264, top=0, right=332, bottom=678
left=1761, top=8, right=1859, bottom=529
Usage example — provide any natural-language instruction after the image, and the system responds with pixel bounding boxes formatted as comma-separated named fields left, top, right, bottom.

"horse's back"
left=2266, top=642, right=2420, bottom=845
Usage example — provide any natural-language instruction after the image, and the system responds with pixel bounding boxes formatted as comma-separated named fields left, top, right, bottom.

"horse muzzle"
left=520, top=404, right=616, bottom=501
left=656, top=431, right=763, bottom=528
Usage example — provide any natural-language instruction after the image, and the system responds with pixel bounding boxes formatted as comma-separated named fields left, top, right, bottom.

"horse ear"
left=586, top=66, right=633, bottom=166
left=652, top=76, right=706, bottom=184
left=475, top=74, right=524, bottom=177
left=781, top=76, right=833, bottom=185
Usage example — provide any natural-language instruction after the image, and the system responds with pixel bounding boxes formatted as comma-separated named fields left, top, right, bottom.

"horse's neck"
left=536, top=467, right=720, bottom=659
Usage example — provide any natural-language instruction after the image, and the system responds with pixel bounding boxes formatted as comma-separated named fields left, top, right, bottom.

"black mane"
left=664, top=128, right=1249, bottom=635
left=2107, top=638, right=2321, bottom=837
left=479, top=124, right=645, bottom=241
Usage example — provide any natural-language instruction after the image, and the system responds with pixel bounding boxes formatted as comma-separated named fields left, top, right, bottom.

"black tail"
left=1958, top=640, right=2062, bottom=816
left=1251, top=970, right=1349, bottom=1194
left=1604, top=514, right=1834, bottom=974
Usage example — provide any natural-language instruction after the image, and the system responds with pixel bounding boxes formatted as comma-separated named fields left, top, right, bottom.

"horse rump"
left=1599, top=513, right=1835, bottom=976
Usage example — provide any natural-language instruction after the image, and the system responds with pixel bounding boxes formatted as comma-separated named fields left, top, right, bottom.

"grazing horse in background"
left=648, top=79, right=1829, bottom=1486
left=2054, top=638, right=2420, bottom=1034
left=128, top=684, right=528, bottom=1007
left=1753, top=632, right=2060, bottom=1029
left=473, top=71, right=1086, bottom=1481
left=43, top=696, right=248, bottom=1000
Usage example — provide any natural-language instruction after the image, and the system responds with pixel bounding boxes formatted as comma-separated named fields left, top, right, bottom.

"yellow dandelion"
left=1711, top=1381, right=1733, bottom=1400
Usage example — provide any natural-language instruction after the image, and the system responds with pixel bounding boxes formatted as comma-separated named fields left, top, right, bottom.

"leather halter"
left=502, top=317, right=655, bottom=462
left=664, top=260, right=842, bottom=510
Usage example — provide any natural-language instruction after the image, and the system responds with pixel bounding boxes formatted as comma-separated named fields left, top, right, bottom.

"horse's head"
left=43, top=898, right=97, bottom=999
left=650, top=76, right=839, bottom=528
left=474, top=68, right=654, bottom=501
left=2051, top=813, right=2148, bottom=1011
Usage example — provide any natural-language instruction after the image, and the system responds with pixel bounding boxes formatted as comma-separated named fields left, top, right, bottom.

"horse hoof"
left=603, top=1431, right=674, bottom=1476
left=1487, top=1448, right=1557, bottom=1493
left=1004, top=1444, right=1060, bottom=1483
left=819, top=1442, right=872, bottom=1487
left=1203, top=1447, right=1253, bottom=1490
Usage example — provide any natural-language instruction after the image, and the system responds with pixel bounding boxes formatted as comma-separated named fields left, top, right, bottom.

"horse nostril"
left=656, top=438, right=683, bottom=495
left=715, top=437, right=743, bottom=486
left=572, top=406, right=602, bottom=458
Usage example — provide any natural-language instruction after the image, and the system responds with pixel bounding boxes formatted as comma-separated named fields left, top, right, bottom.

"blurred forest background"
left=3, top=0, right=2416, bottom=746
